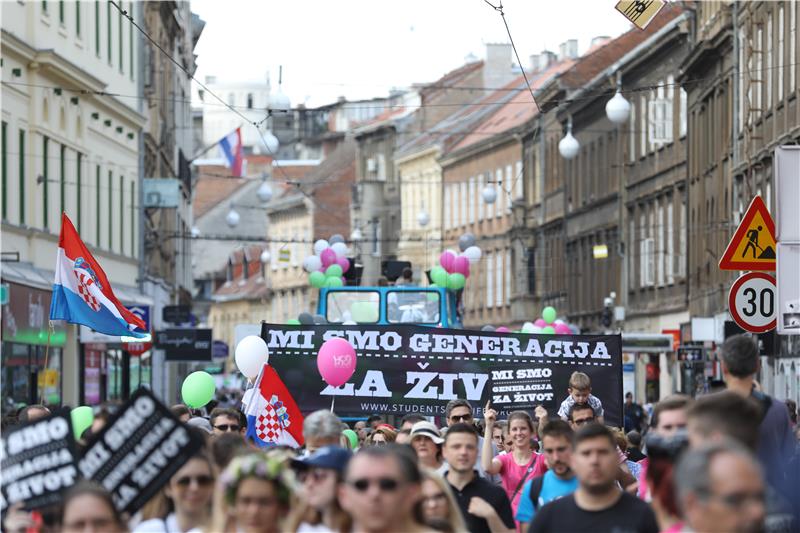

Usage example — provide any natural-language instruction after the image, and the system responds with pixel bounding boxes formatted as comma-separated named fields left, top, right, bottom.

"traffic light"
left=602, top=295, right=614, bottom=328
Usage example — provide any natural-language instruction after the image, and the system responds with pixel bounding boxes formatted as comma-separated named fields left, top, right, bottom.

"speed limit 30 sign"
left=729, top=272, right=777, bottom=333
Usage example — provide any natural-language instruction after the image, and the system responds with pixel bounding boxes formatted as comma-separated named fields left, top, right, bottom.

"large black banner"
left=79, top=388, right=205, bottom=514
left=261, top=324, right=623, bottom=426
left=0, top=409, right=78, bottom=512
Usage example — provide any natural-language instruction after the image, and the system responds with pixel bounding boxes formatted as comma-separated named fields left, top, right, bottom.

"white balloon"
left=303, top=255, right=322, bottom=273
left=235, top=335, right=269, bottom=379
left=331, top=242, right=348, bottom=258
left=521, top=321, right=535, bottom=333
left=531, top=326, right=543, bottom=333
left=313, top=239, right=330, bottom=255
left=463, top=246, right=482, bottom=264
left=554, top=319, right=566, bottom=325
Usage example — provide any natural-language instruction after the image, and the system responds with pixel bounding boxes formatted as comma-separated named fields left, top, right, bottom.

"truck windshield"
left=387, top=290, right=440, bottom=324
left=327, top=291, right=380, bottom=323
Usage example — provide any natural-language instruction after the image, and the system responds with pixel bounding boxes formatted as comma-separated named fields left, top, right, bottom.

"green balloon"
left=181, top=371, right=216, bottom=409
left=309, top=271, right=326, bottom=288
left=325, top=264, right=343, bottom=278
left=542, top=306, right=557, bottom=324
left=447, top=273, right=466, bottom=291
left=542, top=325, right=556, bottom=335
left=343, top=429, right=359, bottom=449
left=71, top=406, right=94, bottom=441
left=430, top=266, right=448, bottom=286
left=325, top=276, right=344, bottom=288
left=286, top=319, right=301, bottom=325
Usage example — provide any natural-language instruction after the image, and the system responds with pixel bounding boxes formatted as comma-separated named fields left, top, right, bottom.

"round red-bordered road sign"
left=728, top=272, right=777, bottom=333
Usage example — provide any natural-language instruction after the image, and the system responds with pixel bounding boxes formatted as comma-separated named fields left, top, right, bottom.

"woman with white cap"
left=409, top=421, right=447, bottom=476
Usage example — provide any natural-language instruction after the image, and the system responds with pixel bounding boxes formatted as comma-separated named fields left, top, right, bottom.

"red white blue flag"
left=49, top=213, right=147, bottom=337
left=218, top=127, right=244, bottom=177
left=244, top=364, right=305, bottom=448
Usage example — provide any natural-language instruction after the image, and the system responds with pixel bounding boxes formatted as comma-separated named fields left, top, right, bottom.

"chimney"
left=558, top=39, right=578, bottom=60
left=529, top=54, right=541, bottom=72
left=591, top=36, right=611, bottom=48
left=539, top=50, right=557, bottom=69
left=483, top=43, right=515, bottom=89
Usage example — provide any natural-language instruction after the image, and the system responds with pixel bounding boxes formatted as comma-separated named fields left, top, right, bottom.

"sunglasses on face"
left=348, top=477, right=401, bottom=492
left=449, top=414, right=472, bottom=422
left=175, top=475, right=214, bottom=487
left=214, top=424, right=240, bottom=432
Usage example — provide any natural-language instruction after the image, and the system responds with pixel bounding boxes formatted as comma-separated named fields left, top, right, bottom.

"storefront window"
left=106, top=349, right=123, bottom=401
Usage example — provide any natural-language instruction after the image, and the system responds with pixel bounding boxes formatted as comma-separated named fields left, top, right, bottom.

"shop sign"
left=1, top=282, right=66, bottom=346
left=155, top=328, right=212, bottom=361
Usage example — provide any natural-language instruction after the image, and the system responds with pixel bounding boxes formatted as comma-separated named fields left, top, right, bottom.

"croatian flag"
left=244, top=364, right=305, bottom=448
left=49, top=213, right=147, bottom=337
left=218, top=128, right=244, bottom=177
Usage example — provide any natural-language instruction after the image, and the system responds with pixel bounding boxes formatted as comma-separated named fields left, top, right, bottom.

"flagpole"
left=330, top=395, right=335, bottom=414
left=39, top=321, right=54, bottom=405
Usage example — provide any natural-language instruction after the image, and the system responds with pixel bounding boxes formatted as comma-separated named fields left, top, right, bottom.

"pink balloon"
left=554, top=323, right=572, bottom=335
left=534, top=318, right=547, bottom=328
left=317, top=338, right=357, bottom=387
left=496, top=326, right=510, bottom=333
left=320, top=248, right=337, bottom=267
left=439, top=251, right=456, bottom=273
left=452, top=256, right=470, bottom=277
left=337, top=256, right=350, bottom=273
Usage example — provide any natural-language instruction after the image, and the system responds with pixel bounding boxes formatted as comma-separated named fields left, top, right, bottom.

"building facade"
left=1, top=0, right=148, bottom=407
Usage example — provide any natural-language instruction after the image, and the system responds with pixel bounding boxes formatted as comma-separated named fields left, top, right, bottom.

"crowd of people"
left=3, top=334, right=800, bottom=532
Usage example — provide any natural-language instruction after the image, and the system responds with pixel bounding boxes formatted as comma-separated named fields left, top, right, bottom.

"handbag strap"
left=510, top=455, right=537, bottom=502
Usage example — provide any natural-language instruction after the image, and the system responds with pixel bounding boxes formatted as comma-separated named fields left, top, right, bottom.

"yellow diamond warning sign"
left=719, top=196, right=776, bottom=271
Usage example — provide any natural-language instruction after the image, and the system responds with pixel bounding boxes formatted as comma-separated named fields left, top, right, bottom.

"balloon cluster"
left=304, top=234, right=350, bottom=289
left=430, top=233, right=482, bottom=291
left=482, top=306, right=574, bottom=335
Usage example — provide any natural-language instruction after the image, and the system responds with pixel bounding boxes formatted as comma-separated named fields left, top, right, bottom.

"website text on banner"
left=260, top=324, right=623, bottom=425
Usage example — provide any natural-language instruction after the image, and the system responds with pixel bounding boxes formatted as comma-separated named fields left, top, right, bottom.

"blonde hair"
left=208, top=450, right=295, bottom=533
left=418, top=469, right=468, bottom=533
left=569, top=371, right=592, bottom=391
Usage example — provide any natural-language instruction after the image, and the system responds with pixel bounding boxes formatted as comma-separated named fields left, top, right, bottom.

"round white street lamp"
left=482, top=185, right=498, bottom=204
left=260, top=250, right=271, bottom=264
left=350, top=228, right=363, bottom=242
left=261, top=129, right=279, bottom=154
left=225, top=207, right=240, bottom=228
left=605, top=90, right=631, bottom=124
left=558, top=122, right=580, bottom=160
left=257, top=181, right=273, bottom=203
left=417, top=209, right=430, bottom=227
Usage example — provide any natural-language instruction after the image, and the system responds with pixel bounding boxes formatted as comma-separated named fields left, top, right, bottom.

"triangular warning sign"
left=719, top=196, right=776, bottom=271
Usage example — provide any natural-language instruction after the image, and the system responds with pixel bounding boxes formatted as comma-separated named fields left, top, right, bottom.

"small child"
left=557, top=371, right=604, bottom=423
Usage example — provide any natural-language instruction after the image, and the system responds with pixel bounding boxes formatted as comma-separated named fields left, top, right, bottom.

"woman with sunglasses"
left=286, top=446, right=352, bottom=532
left=209, top=450, right=294, bottom=533
left=418, top=469, right=467, bottom=533
left=133, top=449, right=215, bottom=532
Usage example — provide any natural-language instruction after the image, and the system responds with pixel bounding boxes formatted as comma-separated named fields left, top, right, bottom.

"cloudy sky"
left=191, top=0, right=634, bottom=108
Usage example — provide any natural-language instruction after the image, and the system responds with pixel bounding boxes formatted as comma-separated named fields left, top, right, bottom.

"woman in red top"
left=481, top=402, right=547, bottom=523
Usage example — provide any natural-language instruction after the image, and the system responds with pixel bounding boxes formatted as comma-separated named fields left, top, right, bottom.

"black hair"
left=572, top=422, right=616, bottom=449
left=366, top=414, right=384, bottom=425
left=211, top=432, right=249, bottom=470
left=209, top=407, right=242, bottom=427
left=568, top=402, right=595, bottom=421
left=443, top=422, right=478, bottom=443
left=721, top=334, right=759, bottom=377
left=626, top=430, right=642, bottom=448
left=400, top=414, right=427, bottom=427
left=540, top=419, right=574, bottom=443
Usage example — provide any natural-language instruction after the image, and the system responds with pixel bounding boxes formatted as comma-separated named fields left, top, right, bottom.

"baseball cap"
left=409, top=421, right=444, bottom=444
left=292, top=446, right=352, bottom=473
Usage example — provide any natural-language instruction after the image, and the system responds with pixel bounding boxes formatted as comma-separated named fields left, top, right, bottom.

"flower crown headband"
left=219, top=451, right=293, bottom=506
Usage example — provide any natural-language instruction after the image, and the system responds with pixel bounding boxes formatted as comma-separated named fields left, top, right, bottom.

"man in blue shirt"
left=516, top=420, right=578, bottom=528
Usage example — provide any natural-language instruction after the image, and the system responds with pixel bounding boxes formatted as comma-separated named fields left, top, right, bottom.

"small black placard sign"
left=0, top=409, right=79, bottom=512
left=79, top=388, right=204, bottom=514
left=155, top=328, right=212, bottom=361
